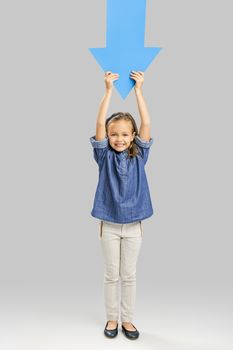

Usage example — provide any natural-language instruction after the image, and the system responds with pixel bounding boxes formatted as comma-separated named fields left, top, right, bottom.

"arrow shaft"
left=106, top=0, right=146, bottom=48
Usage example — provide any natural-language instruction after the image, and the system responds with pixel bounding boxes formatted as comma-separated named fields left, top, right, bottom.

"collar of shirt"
left=115, top=149, right=128, bottom=158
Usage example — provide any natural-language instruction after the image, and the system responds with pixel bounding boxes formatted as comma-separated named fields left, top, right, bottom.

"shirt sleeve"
left=90, top=135, right=108, bottom=167
left=135, top=135, right=153, bottom=165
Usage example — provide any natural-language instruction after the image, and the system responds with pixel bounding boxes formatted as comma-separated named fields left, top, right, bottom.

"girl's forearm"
left=96, top=89, right=113, bottom=125
left=135, top=88, right=151, bottom=125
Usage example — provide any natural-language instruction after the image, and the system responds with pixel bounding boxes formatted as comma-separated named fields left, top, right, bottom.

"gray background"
left=0, top=0, right=232, bottom=349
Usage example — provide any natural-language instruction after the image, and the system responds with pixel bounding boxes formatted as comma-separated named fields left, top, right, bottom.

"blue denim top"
left=90, top=135, right=154, bottom=223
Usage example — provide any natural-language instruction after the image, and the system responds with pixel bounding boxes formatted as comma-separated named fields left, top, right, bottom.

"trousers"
left=98, top=219, right=143, bottom=323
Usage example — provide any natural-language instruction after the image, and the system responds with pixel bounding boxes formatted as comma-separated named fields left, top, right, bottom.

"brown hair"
left=105, top=112, right=139, bottom=158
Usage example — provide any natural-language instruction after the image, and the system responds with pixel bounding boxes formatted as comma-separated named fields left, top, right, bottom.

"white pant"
left=99, top=220, right=143, bottom=323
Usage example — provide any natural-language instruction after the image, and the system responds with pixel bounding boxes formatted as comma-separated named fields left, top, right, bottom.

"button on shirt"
left=90, top=135, right=154, bottom=224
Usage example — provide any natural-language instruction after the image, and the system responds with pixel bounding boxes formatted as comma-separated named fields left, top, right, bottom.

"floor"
left=0, top=285, right=232, bottom=350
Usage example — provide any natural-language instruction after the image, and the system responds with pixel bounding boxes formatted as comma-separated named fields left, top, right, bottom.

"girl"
left=90, top=71, right=154, bottom=340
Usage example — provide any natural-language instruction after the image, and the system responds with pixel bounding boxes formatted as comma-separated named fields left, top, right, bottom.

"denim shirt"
left=90, top=135, right=154, bottom=224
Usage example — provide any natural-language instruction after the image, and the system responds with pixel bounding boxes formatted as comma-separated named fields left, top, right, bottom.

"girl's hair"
left=105, top=112, right=139, bottom=158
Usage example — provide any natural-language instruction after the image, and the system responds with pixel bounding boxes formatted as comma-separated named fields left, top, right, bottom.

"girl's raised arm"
left=130, top=71, right=151, bottom=142
left=95, top=72, right=119, bottom=141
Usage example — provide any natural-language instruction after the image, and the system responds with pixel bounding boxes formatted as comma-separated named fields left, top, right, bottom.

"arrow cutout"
left=89, top=0, right=162, bottom=99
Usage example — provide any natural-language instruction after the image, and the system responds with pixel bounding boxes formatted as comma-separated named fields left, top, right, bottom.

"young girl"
left=90, top=71, right=154, bottom=340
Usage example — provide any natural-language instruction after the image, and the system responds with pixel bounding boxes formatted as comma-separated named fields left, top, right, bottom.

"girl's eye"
left=111, top=134, right=128, bottom=136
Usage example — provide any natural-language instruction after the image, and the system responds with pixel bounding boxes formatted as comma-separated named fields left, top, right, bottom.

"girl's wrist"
left=134, top=86, right=143, bottom=94
left=105, top=87, right=113, bottom=94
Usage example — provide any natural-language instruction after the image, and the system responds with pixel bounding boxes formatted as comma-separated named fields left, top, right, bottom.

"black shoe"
left=104, top=321, right=118, bottom=338
left=122, top=323, right=140, bottom=340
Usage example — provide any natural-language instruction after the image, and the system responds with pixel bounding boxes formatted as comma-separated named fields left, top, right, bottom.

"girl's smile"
left=115, top=143, right=126, bottom=147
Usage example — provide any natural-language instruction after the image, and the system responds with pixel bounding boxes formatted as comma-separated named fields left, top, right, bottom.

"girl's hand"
left=104, top=71, right=119, bottom=91
left=130, top=71, right=144, bottom=90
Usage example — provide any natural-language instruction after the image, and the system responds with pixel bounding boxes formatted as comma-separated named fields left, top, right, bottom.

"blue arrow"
left=89, top=0, right=162, bottom=99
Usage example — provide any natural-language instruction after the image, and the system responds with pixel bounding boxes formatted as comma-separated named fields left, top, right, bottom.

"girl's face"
left=107, top=120, right=135, bottom=152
